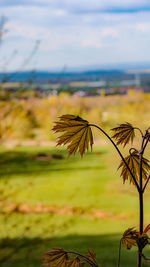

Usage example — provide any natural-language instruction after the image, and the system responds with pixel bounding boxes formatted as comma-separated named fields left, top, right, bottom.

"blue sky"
left=1, top=0, right=150, bottom=71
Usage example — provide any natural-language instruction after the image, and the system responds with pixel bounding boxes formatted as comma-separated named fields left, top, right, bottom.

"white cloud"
left=58, top=0, right=150, bottom=11
left=1, top=1, right=150, bottom=70
left=136, top=23, right=150, bottom=32
left=101, top=28, right=118, bottom=37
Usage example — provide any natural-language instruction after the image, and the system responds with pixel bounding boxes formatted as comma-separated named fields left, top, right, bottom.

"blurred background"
left=0, top=1, right=150, bottom=266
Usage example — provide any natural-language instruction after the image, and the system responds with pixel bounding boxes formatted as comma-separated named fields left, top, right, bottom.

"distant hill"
left=1, top=61, right=150, bottom=83
left=0, top=69, right=127, bottom=83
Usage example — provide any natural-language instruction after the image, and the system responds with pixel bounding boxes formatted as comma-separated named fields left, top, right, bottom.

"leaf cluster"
left=42, top=248, right=69, bottom=266
left=42, top=248, right=98, bottom=267
left=122, top=227, right=150, bottom=250
left=122, top=228, right=139, bottom=250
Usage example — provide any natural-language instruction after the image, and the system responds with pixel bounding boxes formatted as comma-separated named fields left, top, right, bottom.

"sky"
left=1, top=0, right=150, bottom=71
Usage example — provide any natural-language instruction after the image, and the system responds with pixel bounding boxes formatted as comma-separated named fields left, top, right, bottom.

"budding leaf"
left=111, top=122, right=135, bottom=147
left=52, top=114, right=94, bottom=156
left=122, top=228, right=139, bottom=250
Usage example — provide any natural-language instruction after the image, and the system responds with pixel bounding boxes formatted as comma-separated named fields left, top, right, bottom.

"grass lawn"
left=0, top=144, right=150, bottom=266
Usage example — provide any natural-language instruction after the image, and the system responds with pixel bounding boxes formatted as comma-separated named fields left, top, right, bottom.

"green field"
left=0, top=144, right=150, bottom=267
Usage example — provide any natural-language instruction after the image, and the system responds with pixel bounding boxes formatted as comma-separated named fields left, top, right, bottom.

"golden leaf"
left=87, top=249, right=96, bottom=262
left=52, top=115, right=94, bottom=156
left=111, top=123, right=135, bottom=147
left=122, top=228, right=139, bottom=250
left=118, top=151, right=150, bottom=184
left=42, top=248, right=68, bottom=266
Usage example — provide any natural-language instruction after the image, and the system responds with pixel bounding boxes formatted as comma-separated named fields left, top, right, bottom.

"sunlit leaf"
left=122, top=228, right=139, bottom=250
left=52, top=114, right=94, bottom=156
left=42, top=248, right=68, bottom=266
left=111, top=123, right=135, bottom=147
left=118, top=151, right=150, bottom=184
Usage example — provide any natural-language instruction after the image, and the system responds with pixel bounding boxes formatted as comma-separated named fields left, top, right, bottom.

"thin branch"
left=89, top=124, right=140, bottom=192
left=141, top=253, right=150, bottom=261
left=67, top=251, right=99, bottom=267
left=143, top=175, right=150, bottom=193
left=129, top=148, right=139, bottom=155
left=142, top=133, right=150, bottom=154
left=134, top=127, right=144, bottom=138
left=143, top=224, right=150, bottom=234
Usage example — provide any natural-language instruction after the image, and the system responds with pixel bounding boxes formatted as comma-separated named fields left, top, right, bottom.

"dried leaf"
left=122, top=228, right=139, bottom=249
left=52, top=115, right=94, bottom=156
left=42, top=248, right=68, bottom=266
left=118, top=151, right=150, bottom=184
left=87, top=250, right=96, bottom=262
left=111, top=123, right=135, bottom=147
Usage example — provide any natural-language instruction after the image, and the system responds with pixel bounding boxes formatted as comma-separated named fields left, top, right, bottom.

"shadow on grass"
left=0, top=234, right=148, bottom=267
left=0, top=149, right=105, bottom=177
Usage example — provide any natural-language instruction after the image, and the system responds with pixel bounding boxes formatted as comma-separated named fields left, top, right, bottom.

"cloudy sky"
left=1, top=0, right=150, bottom=71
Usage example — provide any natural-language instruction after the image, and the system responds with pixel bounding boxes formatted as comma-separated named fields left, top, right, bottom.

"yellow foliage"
left=0, top=92, right=150, bottom=143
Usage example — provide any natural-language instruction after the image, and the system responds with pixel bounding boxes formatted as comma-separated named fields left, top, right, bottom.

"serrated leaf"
left=118, top=151, right=150, bottom=184
left=42, top=248, right=68, bottom=266
left=87, top=250, right=96, bottom=262
left=122, top=228, right=139, bottom=250
left=52, top=114, right=94, bottom=156
left=111, top=122, right=135, bottom=147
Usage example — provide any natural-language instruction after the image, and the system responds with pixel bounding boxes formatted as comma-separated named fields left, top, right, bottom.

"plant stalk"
left=137, top=136, right=145, bottom=267
left=137, top=191, right=143, bottom=267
